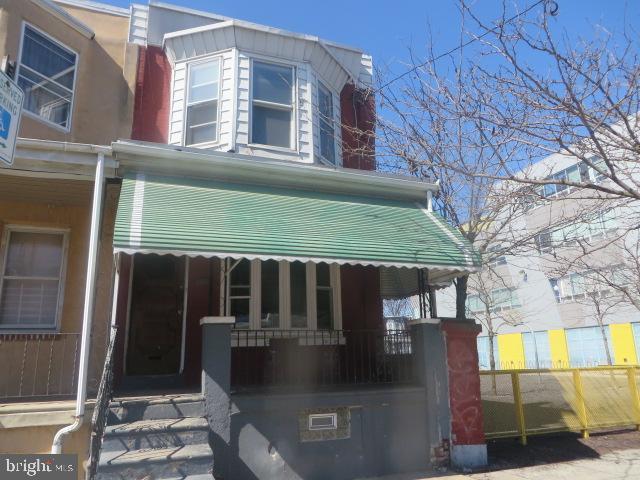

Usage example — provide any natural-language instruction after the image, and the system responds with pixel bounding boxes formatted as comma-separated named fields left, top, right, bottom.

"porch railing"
left=88, top=326, right=118, bottom=480
left=0, top=332, right=81, bottom=400
left=231, top=329, right=415, bottom=391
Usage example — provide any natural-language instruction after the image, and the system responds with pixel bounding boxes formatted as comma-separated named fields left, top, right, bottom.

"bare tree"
left=377, top=0, right=640, bottom=319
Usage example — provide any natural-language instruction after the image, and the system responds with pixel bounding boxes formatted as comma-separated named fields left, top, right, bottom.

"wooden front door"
left=126, top=254, right=185, bottom=376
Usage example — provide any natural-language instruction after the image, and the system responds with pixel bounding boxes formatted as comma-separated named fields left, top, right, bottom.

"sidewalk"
left=469, top=447, right=640, bottom=479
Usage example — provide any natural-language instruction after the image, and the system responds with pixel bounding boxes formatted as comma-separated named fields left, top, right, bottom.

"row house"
left=0, top=1, right=486, bottom=479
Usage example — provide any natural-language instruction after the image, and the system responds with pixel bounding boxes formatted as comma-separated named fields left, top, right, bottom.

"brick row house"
left=0, top=1, right=486, bottom=479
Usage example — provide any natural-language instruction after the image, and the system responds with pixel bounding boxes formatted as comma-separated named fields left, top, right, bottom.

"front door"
left=126, top=254, right=185, bottom=376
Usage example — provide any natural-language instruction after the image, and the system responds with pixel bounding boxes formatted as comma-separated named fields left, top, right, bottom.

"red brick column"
left=441, top=319, right=487, bottom=468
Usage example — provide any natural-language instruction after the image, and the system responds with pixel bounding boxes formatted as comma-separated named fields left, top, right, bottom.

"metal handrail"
left=87, top=326, right=118, bottom=480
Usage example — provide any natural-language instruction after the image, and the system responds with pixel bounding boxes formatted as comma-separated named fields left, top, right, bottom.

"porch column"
left=410, top=319, right=451, bottom=467
left=201, top=316, right=235, bottom=479
left=440, top=318, right=487, bottom=469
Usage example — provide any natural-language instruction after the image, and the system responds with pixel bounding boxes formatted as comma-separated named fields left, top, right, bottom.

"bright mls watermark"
left=0, top=455, right=76, bottom=480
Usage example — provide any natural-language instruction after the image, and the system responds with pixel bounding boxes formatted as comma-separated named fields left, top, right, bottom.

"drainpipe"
left=51, top=152, right=105, bottom=454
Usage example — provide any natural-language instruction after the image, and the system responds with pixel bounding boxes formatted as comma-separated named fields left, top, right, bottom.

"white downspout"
left=51, top=152, right=105, bottom=454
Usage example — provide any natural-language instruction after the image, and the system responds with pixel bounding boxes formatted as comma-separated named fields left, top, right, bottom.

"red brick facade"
left=131, top=46, right=172, bottom=143
left=340, top=83, right=376, bottom=171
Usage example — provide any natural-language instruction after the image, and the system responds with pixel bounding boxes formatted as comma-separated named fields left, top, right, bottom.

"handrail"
left=87, top=326, right=118, bottom=480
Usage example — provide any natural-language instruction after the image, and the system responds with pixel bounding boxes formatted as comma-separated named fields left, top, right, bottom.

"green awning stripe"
left=114, top=174, right=479, bottom=271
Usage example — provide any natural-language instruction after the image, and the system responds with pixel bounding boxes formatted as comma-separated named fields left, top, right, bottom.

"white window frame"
left=183, top=57, right=222, bottom=147
left=248, top=58, right=298, bottom=152
left=317, top=80, right=337, bottom=165
left=0, top=225, right=69, bottom=332
left=308, top=412, right=338, bottom=430
left=16, top=22, right=79, bottom=133
left=223, top=259, right=342, bottom=331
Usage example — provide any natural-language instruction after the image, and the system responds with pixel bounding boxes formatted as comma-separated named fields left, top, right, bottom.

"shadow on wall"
left=225, top=388, right=430, bottom=480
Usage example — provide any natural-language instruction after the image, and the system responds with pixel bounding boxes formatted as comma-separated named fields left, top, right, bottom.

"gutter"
left=51, top=152, right=105, bottom=453
left=17, top=138, right=112, bottom=155
left=112, top=140, right=438, bottom=201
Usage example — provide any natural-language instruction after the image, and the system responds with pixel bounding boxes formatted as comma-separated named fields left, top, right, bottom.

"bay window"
left=224, top=259, right=340, bottom=330
left=185, top=59, right=220, bottom=146
left=318, top=82, right=336, bottom=164
left=17, top=24, right=77, bottom=130
left=250, top=61, right=295, bottom=148
left=0, top=227, right=68, bottom=330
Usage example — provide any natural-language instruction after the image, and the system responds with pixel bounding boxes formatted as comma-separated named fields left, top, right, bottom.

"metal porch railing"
left=231, top=329, right=415, bottom=391
left=0, top=332, right=81, bottom=400
left=481, top=366, right=640, bottom=444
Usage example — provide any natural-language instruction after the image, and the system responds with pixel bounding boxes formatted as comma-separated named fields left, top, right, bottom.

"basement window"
left=308, top=413, right=337, bottom=430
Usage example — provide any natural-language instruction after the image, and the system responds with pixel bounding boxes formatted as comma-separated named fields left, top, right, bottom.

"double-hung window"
left=318, top=82, right=336, bottom=164
left=17, top=24, right=77, bottom=130
left=228, top=259, right=251, bottom=328
left=0, top=228, right=68, bottom=330
left=251, top=61, right=295, bottom=148
left=185, top=60, right=220, bottom=146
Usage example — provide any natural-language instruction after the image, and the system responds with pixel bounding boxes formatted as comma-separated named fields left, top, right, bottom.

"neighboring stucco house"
left=0, top=0, right=135, bottom=470
left=0, top=1, right=487, bottom=479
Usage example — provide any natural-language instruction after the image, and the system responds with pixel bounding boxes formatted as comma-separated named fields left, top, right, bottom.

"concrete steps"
left=95, top=394, right=213, bottom=480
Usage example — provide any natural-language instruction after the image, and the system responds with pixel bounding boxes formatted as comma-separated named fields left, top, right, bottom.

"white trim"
left=16, top=22, right=79, bottom=133
left=0, top=225, right=70, bottom=332
left=179, top=257, right=189, bottom=373
left=308, top=412, right=337, bottom=431
left=52, top=0, right=130, bottom=17
left=32, top=0, right=95, bottom=39
left=129, top=174, right=145, bottom=248
left=122, top=255, right=134, bottom=376
left=201, top=316, right=235, bottom=325
left=183, top=57, right=223, bottom=147
left=113, top=246, right=478, bottom=277
left=112, top=140, right=439, bottom=202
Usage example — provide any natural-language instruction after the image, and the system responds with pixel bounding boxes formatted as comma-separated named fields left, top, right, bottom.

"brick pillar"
left=410, top=319, right=451, bottom=467
left=201, top=316, right=234, bottom=478
left=440, top=318, right=487, bottom=469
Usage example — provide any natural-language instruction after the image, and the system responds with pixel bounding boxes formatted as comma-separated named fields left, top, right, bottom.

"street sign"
left=0, top=68, right=24, bottom=167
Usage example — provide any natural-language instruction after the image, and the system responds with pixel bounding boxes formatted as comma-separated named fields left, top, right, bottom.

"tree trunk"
left=598, top=319, right=613, bottom=366
left=455, top=274, right=469, bottom=320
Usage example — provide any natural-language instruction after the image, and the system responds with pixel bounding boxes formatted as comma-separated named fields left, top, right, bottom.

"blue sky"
left=100, top=0, right=639, bottom=81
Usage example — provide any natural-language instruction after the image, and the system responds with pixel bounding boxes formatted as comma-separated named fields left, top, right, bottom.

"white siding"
left=168, top=50, right=236, bottom=150
left=128, top=4, right=149, bottom=46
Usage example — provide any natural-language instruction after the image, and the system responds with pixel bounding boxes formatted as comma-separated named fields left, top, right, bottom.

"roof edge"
left=32, top=0, right=95, bottom=39
left=111, top=140, right=438, bottom=202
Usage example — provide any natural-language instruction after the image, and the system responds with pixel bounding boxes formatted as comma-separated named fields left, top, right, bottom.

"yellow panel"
left=497, top=333, right=525, bottom=369
left=610, top=323, right=638, bottom=365
left=548, top=329, right=569, bottom=368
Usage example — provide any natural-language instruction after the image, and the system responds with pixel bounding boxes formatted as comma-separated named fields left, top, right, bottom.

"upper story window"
left=251, top=61, right=295, bottom=149
left=185, top=59, right=220, bottom=146
left=17, top=24, right=77, bottom=131
left=0, top=227, right=68, bottom=330
left=318, top=82, right=336, bottom=164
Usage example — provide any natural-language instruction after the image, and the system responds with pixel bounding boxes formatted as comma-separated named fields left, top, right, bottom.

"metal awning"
left=113, top=174, right=479, bottom=282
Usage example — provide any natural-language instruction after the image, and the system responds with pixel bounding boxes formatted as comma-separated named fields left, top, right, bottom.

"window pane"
left=22, top=26, right=76, bottom=89
left=261, top=260, right=279, bottom=328
left=253, top=62, right=293, bottom=105
left=522, top=331, right=552, bottom=368
left=318, top=84, right=332, bottom=118
left=230, top=259, right=250, bottom=286
left=0, top=279, right=59, bottom=327
left=186, top=101, right=217, bottom=145
left=18, top=67, right=72, bottom=128
left=290, top=261, right=307, bottom=328
left=5, top=232, right=63, bottom=277
left=320, top=123, right=335, bottom=163
left=317, top=288, right=333, bottom=330
left=230, top=298, right=250, bottom=329
left=188, top=61, right=219, bottom=103
left=251, top=105, right=291, bottom=148
left=317, top=263, right=331, bottom=287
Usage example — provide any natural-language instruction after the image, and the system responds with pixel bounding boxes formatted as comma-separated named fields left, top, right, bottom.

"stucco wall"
left=0, top=0, right=135, bottom=143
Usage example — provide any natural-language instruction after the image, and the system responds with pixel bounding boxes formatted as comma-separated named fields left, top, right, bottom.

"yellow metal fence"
left=480, top=366, right=640, bottom=444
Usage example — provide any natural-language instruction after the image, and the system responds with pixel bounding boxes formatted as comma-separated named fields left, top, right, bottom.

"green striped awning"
left=113, top=174, right=479, bottom=277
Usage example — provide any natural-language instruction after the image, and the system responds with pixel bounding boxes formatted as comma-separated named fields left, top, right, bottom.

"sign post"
left=0, top=68, right=24, bottom=167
